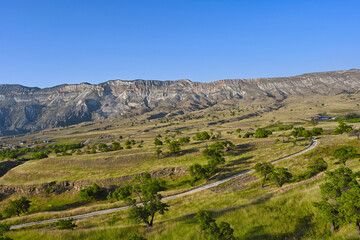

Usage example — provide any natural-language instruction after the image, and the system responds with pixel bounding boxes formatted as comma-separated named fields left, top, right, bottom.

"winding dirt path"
left=10, top=139, right=318, bottom=230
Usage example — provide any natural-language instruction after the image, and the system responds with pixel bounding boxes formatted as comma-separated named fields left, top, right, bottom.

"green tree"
left=203, top=148, right=225, bottom=168
left=301, top=157, right=328, bottom=179
left=269, top=167, right=292, bottom=187
left=292, top=127, right=305, bottom=138
left=188, top=164, right=214, bottom=183
left=179, top=137, right=190, bottom=145
left=314, top=167, right=359, bottom=236
left=32, top=151, right=48, bottom=159
left=313, top=201, right=340, bottom=234
left=112, top=141, right=123, bottom=150
left=56, top=218, right=77, bottom=230
left=153, top=138, right=163, bottom=147
left=2, top=197, right=31, bottom=218
left=168, top=140, right=181, bottom=153
left=79, top=184, right=102, bottom=201
left=333, top=145, right=358, bottom=165
left=0, top=223, right=10, bottom=239
left=339, top=181, right=360, bottom=239
left=109, top=173, right=169, bottom=227
left=254, top=162, right=274, bottom=187
left=195, top=210, right=238, bottom=240
left=334, top=122, right=353, bottom=135
left=194, top=131, right=211, bottom=141
left=311, top=127, right=324, bottom=136
left=254, top=128, right=272, bottom=138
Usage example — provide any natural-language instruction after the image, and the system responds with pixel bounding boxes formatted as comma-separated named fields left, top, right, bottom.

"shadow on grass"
left=164, top=148, right=199, bottom=158
left=243, top=214, right=315, bottom=240
left=226, top=156, right=254, bottom=167
left=44, top=201, right=89, bottom=212
left=170, top=194, right=275, bottom=225
left=169, top=195, right=316, bottom=240
left=0, top=160, right=25, bottom=177
left=227, top=143, right=256, bottom=156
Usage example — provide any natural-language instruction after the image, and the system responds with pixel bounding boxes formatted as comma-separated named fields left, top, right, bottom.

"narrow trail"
left=10, top=139, right=318, bottom=230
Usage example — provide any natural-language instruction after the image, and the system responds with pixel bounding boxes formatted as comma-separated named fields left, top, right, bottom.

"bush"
left=334, top=122, right=353, bottom=135
left=333, top=145, right=358, bottom=165
left=2, top=197, right=31, bottom=218
left=79, top=184, right=102, bottom=201
left=298, top=158, right=328, bottom=180
left=194, top=131, right=211, bottom=141
left=32, top=152, right=48, bottom=159
left=56, top=218, right=77, bottom=230
left=168, top=140, right=181, bottom=153
left=254, top=128, right=272, bottom=138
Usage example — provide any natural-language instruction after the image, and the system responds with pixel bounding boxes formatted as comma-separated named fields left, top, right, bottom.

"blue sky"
left=0, top=0, right=359, bottom=88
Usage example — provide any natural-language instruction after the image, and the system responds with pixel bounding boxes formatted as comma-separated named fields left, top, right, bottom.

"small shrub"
left=57, top=218, right=77, bottom=230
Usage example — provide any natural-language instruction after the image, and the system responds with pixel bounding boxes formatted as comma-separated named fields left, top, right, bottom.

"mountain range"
left=0, top=69, right=359, bottom=136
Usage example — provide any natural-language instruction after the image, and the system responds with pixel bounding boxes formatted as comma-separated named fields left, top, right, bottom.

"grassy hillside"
left=0, top=94, right=359, bottom=239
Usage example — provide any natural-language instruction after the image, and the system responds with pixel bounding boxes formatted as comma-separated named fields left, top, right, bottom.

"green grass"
left=2, top=93, right=360, bottom=239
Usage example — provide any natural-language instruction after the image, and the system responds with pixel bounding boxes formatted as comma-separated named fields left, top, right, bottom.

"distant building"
left=317, top=117, right=331, bottom=120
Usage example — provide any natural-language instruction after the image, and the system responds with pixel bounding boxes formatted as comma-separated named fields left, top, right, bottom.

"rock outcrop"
left=0, top=69, right=359, bottom=136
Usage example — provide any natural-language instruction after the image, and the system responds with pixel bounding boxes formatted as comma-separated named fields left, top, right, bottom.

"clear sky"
left=0, top=0, right=359, bottom=88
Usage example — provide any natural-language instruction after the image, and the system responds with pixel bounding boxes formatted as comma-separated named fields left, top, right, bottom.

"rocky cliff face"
left=0, top=69, right=359, bottom=136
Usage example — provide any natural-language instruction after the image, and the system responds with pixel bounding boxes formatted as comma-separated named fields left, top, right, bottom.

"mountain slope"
left=0, top=69, right=359, bottom=136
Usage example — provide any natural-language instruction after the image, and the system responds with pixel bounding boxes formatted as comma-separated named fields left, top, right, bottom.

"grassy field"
left=0, top=93, right=360, bottom=239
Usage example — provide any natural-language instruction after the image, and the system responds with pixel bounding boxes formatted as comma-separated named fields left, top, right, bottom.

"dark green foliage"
left=111, top=141, right=123, bottom=150
left=269, top=167, right=292, bottom=187
left=307, top=157, right=328, bottom=175
left=334, top=122, right=353, bottom=135
left=48, top=143, right=84, bottom=154
left=235, top=128, right=242, bottom=133
left=168, top=140, right=181, bottom=153
left=291, top=127, right=305, bottom=138
left=32, top=151, right=48, bottom=159
left=194, top=131, right=211, bottom=141
left=298, top=158, right=328, bottom=180
left=2, top=196, right=31, bottom=218
left=97, top=143, right=109, bottom=152
left=278, top=124, right=293, bottom=131
left=153, top=138, right=163, bottom=146
left=0, top=236, right=12, bottom=240
left=313, top=201, right=340, bottom=234
left=109, top=173, right=169, bottom=227
left=0, top=224, right=10, bottom=237
left=314, top=167, right=360, bottom=237
left=242, top=132, right=254, bottom=138
left=254, top=128, right=272, bottom=138
left=311, top=127, right=324, bottom=136
left=195, top=210, right=238, bottom=240
left=0, top=148, right=30, bottom=160
left=178, top=137, right=190, bottom=145
left=125, top=139, right=136, bottom=149
left=203, top=148, right=225, bottom=168
left=127, top=233, right=147, bottom=240
left=79, top=184, right=102, bottom=201
left=333, top=145, right=358, bottom=165
left=320, top=167, right=355, bottom=199
left=188, top=163, right=214, bottom=182
left=56, top=218, right=77, bottom=230
left=254, top=162, right=274, bottom=187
